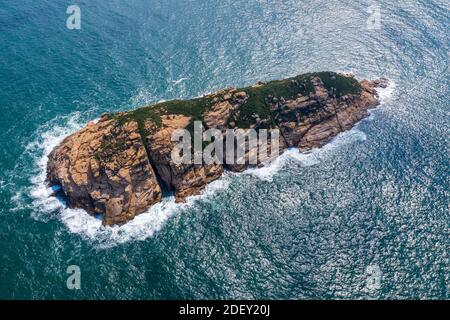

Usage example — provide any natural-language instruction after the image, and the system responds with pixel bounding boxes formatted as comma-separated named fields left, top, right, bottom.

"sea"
left=0, top=0, right=448, bottom=299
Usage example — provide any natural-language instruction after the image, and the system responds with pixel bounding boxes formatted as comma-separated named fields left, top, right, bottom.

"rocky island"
left=47, top=72, right=387, bottom=225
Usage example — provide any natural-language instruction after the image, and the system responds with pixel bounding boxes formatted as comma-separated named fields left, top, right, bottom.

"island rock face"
left=47, top=72, right=387, bottom=225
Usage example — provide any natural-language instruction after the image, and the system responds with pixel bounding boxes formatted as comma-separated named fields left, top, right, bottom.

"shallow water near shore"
left=0, top=0, right=448, bottom=299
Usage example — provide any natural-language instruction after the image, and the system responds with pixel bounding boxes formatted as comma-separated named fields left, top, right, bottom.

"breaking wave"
left=242, top=129, right=368, bottom=182
left=244, top=80, right=395, bottom=181
left=22, top=112, right=229, bottom=247
left=377, top=80, right=396, bottom=104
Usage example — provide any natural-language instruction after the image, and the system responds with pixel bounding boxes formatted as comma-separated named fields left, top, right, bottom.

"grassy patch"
left=113, top=96, right=214, bottom=138
left=234, top=74, right=315, bottom=128
left=234, top=72, right=361, bottom=127
left=111, top=72, right=361, bottom=137
left=316, top=72, right=361, bottom=97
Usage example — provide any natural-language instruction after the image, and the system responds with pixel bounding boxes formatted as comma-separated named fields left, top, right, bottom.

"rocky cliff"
left=47, top=72, right=387, bottom=225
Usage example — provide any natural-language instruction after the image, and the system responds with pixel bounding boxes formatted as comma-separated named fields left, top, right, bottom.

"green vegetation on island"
left=113, top=71, right=361, bottom=136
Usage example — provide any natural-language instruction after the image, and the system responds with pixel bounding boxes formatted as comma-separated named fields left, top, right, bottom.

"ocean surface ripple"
left=0, top=0, right=448, bottom=299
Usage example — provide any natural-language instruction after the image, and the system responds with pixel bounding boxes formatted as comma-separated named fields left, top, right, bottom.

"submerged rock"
left=47, top=72, right=387, bottom=225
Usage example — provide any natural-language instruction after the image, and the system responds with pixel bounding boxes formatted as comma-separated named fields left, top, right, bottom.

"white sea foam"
left=25, top=79, right=395, bottom=247
left=25, top=113, right=229, bottom=247
left=243, top=129, right=367, bottom=181
left=367, top=79, right=396, bottom=121
left=58, top=178, right=230, bottom=248
left=376, top=80, right=396, bottom=104
left=24, top=113, right=84, bottom=219
left=172, top=77, right=188, bottom=85
left=243, top=79, right=396, bottom=182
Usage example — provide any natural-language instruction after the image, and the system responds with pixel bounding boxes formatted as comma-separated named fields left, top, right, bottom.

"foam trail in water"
left=172, top=77, right=188, bottom=85
left=243, top=129, right=367, bottom=182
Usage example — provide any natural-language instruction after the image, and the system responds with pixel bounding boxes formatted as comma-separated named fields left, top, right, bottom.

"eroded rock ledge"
left=47, top=72, right=388, bottom=225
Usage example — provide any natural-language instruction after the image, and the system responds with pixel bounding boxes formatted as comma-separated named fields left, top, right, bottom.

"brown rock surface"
left=47, top=73, right=387, bottom=225
left=47, top=119, right=162, bottom=225
left=143, top=114, right=224, bottom=202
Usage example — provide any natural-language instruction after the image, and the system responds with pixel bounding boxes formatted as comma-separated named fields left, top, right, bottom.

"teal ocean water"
left=0, top=0, right=448, bottom=299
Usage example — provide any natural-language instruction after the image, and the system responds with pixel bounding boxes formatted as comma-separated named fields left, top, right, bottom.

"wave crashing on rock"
left=46, top=72, right=388, bottom=225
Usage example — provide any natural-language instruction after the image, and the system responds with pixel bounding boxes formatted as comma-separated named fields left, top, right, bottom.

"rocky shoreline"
left=47, top=72, right=387, bottom=225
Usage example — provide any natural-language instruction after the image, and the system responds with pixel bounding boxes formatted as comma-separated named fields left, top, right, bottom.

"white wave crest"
left=377, top=80, right=396, bottom=104
left=14, top=113, right=84, bottom=217
left=60, top=178, right=229, bottom=247
left=243, top=129, right=367, bottom=181
left=172, top=77, right=188, bottom=85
